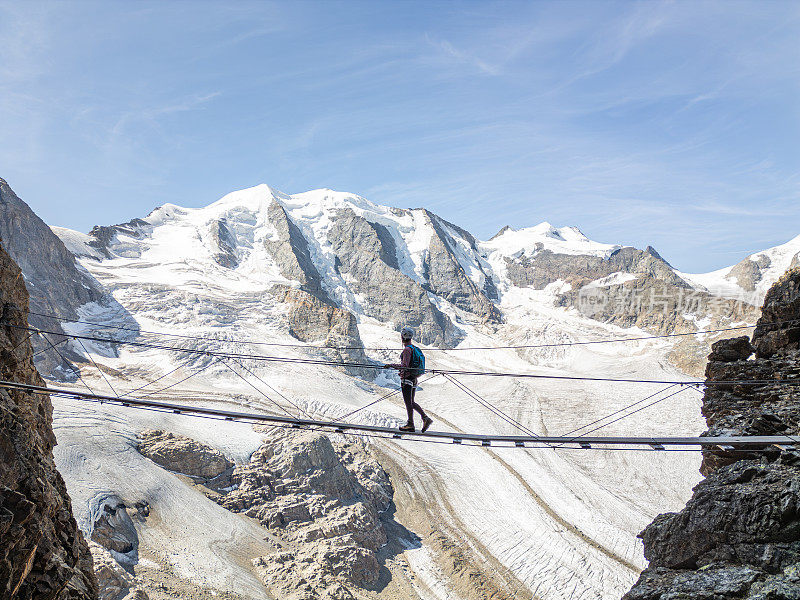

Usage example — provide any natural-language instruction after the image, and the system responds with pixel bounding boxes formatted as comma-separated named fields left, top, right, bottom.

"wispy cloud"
left=424, top=34, right=501, bottom=76
left=690, top=200, right=796, bottom=218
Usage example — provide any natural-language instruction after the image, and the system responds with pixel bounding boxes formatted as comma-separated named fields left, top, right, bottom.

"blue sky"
left=1, top=1, right=798, bottom=272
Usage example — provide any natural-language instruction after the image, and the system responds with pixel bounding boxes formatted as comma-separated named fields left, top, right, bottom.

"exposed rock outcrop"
left=137, top=430, right=233, bottom=480
left=208, top=219, right=239, bottom=269
left=84, top=216, right=152, bottom=261
left=264, top=199, right=331, bottom=304
left=134, top=426, right=393, bottom=599
left=218, top=429, right=392, bottom=599
left=88, top=543, right=148, bottom=600
left=0, top=178, right=110, bottom=379
left=87, top=495, right=141, bottom=573
left=530, top=244, right=761, bottom=376
left=727, top=255, right=772, bottom=291
left=422, top=210, right=500, bottom=324
left=0, top=239, right=98, bottom=599
left=623, top=268, right=800, bottom=600
left=272, top=285, right=373, bottom=378
left=327, top=208, right=460, bottom=347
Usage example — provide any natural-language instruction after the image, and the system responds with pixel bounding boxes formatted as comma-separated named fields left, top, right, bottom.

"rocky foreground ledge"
left=0, top=240, right=98, bottom=599
left=623, top=269, right=800, bottom=600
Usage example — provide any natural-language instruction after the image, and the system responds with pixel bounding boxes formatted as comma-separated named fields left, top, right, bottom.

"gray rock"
left=217, top=429, right=392, bottom=596
left=708, top=336, right=754, bottom=363
left=272, top=285, right=373, bottom=378
left=88, top=495, right=139, bottom=569
left=505, top=245, right=686, bottom=292
left=0, top=241, right=98, bottom=599
left=209, top=219, right=238, bottom=269
left=86, top=218, right=150, bottom=260
left=727, top=255, right=772, bottom=291
left=0, top=178, right=113, bottom=379
left=264, top=198, right=331, bottom=304
left=326, top=208, right=460, bottom=347
left=137, top=430, right=233, bottom=480
left=623, top=269, right=800, bottom=600
left=422, top=210, right=500, bottom=320
left=752, top=270, right=800, bottom=359
left=89, top=542, right=150, bottom=600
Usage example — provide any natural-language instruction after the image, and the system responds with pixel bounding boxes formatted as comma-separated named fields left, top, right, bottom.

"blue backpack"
left=408, top=344, right=426, bottom=377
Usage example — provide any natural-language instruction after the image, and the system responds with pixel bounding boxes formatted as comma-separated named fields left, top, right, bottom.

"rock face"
left=264, top=198, right=332, bottom=304
left=326, top=208, right=460, bottom=347
left=727, top=255, right=772, bottom=291
left=421, top=210, right=500, bottom=323
left=0, top=241, right=98, bottom=599
left=134, top=426, right=392, bottom=599
left=0, top=178, right=110, bottom=379
left=527, top=243, right=761, bottom=376
left=88, top=543, right=147, bottom=600
left=273, top=285, right=373, bottom=378
left=219, top=429, right=391, bottom=599
left=622, top=268, right=800, bottom=600
left=554, top=246, right=756, bottom=335
left=137, top=430, right=233, bottom=480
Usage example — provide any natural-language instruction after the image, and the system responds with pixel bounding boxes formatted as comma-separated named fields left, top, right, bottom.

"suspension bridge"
left=5, top=311, right=799, bottom=453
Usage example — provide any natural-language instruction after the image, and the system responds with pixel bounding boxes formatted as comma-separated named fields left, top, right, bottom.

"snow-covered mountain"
left=4, top=180, right=799, bottom=600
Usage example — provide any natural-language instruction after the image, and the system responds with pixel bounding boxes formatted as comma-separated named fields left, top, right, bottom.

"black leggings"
left=402, top=382, right=426, bottom=425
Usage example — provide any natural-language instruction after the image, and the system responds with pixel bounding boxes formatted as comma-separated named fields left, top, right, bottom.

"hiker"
left=384, top=327, right=433, bottom=433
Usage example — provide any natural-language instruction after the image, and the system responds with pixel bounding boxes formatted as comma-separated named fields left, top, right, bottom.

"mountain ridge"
left=52, top=183, right=800, bottom=310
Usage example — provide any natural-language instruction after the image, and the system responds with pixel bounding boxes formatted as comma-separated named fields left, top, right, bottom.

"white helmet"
left=400, top=326, right=414, bottom=340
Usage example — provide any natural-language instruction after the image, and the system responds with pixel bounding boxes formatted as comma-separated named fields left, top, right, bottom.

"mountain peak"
left=482, top=221, right=619, bottom=258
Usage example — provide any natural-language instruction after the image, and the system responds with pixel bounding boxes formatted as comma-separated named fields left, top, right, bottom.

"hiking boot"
left=421, top=416, right=433, bottom=433
left=399, top=423, right=415, bottom=432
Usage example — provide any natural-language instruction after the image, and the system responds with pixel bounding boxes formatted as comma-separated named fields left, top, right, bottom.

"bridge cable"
left=32, top=337, right=68, bottom=360
left=74, top=337, right=120, bottom=397
left=443, top=373, right=539, bottom=438
left=133, top=357, right=222, bottom=401
left=332, top=373, right=441, bottom=424
left=18, top=380, right=792, bottom=452
left=219, top=358, right=296, bottom=419
left=11, top=330, right=36, bottom=353
left=563, top=387, right=691, bottom=446
left=13, top=323, right=800, bottom=387
left=125, top=362, right=188, bottom=396
left=225, top=356, right=311, bottom=420
left=39, top=332, right=98, bottom=398
left=25, top=309, right=800, bottom=352
left=560, top=383, right=681, bottom=439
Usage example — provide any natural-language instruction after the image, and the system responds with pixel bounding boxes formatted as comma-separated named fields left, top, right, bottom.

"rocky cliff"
left=0, top=240, right=98, bottom=599
left=137, top=427, right=393, bottom=600
left=0, top=179, right=118, bottom=380
left=623, top=269, right=800, bottom=600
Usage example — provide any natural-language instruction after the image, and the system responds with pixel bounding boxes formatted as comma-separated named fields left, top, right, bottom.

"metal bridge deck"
left=3, top=380, right=798, bottom=450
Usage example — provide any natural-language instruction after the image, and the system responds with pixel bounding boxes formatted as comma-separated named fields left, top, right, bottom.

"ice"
left=582, top=272, right=638, bottom=289
left=51, top=226, right=105, bottom=259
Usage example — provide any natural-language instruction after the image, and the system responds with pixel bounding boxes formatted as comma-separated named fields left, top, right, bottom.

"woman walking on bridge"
left=385, top=327, right=433, bottom=433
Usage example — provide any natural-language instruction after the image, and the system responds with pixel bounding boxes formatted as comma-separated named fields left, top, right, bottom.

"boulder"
left=218, top=428, right=392, bottom=597
left=708, top=336, right=754, bottom=363
left=137, top=430, right=233, bottom=480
